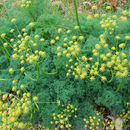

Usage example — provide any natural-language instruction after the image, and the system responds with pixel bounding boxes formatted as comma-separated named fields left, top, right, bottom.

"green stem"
left=14, top=23, right=21, bottom=35
left=36, top=63, right=58, bottom=75
left=24, top=72, right=37, bottom=81
left=1, top=38, right=13, bottom=48
left=116, top=78, right=124, bottom=92
left=34, top=102, right=39, bottom=111
left=73, top=0, right=82, bottom=32
left=37, top=64, right=40, bottom=80
left=37, top=102, right=57, bottom=104
left=108, top=70, right=114, bottom=83
left=0, top=46, right=10, bottom=60
left=0, top=78, right=9, bottom=81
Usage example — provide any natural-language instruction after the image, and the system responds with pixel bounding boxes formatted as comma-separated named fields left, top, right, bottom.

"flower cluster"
left=54, top=23, right=129, bottom=86
left=0, top=82, right=38, bottom=129
left=51, top=104, right=77, bottom=129
left=19, top=0, right=32, bottom=8
left=0, top=20, right=46, bottom=74
left=83, top=111, right=103, bottom=130
left=100, top=15, right=118, bottom=32
left=119, top=108, right=130, bottom=124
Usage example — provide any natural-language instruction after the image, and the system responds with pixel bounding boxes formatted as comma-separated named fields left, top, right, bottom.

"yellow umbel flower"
left=11, top=18, right=16, bottom=22
left=9, top=68, right=14, bottom=74
left=1, top=33, right=6, bottom=38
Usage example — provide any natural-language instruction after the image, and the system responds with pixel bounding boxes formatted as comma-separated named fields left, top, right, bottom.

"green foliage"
left=0, top=0, right=130, bottom=129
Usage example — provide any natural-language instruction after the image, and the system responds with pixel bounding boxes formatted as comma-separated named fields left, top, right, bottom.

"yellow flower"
left=121, top=53, right=126, bottom=58
left=64, top=37, right=68, bottom=41
left=55, top=36, right=59, bottom=40
left=95, top=44, right=101, bottom=49
left=119, top=43, right=125, bottom=48
left=21, top=60, right=24, bottom=64
left=115, top=36, right=120, bottom=40
left=12, top=80, right=17, bottom=84
left=12, top=86, right=17, bottom=91
left=111, top=47, right=116, bottom=50
left=58, top=28, right=62, bottom=33
left=90, top=76, right=95, bottom=81
left=18, top=122, right=24, bottom=129
left=102, top=14, right=106, bottom=17
left=92, top=5, right=96, bottom=10
left=84, top=125, right=87, bottom=128
left=2, top=94, right=8, bottom=100
left=40, top=38, right=45, bottom=42
left=33, top=96, right=38, bottom=101
left=69, top=41, right=73, bottom=44
left=10, top=29, right=14, bottom=33
left=94, top=14, right=99, bottom=18
left=81, top=56, right=87, bottom=62
left=120, top=16, right=128, bottom=21
left=34, top=35, right=39, bottom=39
left=107, top=62, right=112, bottom=68
left=11, top=18, right=16, bottom=22
left=67, top=30, right=71, bottom=33
left=60, top=125, right=64, bottom=128
left=12, top=54, right=19, bottom=59
left=23, top=107, right=29, bottom=114
left=69, top=59, right=73, bottom=62
left=74, top=25, right=79, bottom=29
left=122, top=10, right=127, bottom=15
left=125, top=35, right=130, bottom=40
left=9, top=68, right=14, bottom=74
left=50, top=39, right=55, bottom=44
left=1, top=33, right=6, bottom=38
left=57, top=100, right=60, bottom=106
left=20, top=84, right=24, bottom=89
left=72, top=36, right=77, bottom=40
left=87, top=15, right=92, bottom=20
left=79, top=36, right=84, bottom=40
left=10, top=39, right=14, bottom=42
left=3, top=43, right=8, bottom=47
left=101, top=76, right=107, bottom=82
left=17, top=90, right=20, bottom=95
left=85, top=64, right=90, bottom=68
left=57, top=52, right=61, bottom=56
left=86, top=120, right=89, bottom=124
left=29, top=22, right=34, bottom=26
left=20, top=67, right=25, bottom=72
left=106, top=6, right=111, bottom=10
left=66, top=53, right=71, bottom=57
left=106, top=52, right=111, bottom=57
left=22, top=28, right=26, bottom=32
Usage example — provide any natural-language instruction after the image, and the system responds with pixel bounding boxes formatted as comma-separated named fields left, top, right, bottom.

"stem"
left=0, top=78, right=9, bottom=81
left=0, top=46, right=10, bottom=60
left=37, top=64, right=40, bottom=80
left=34, top=102, right=39, bottom=111
left=108, top=70, right=114, bottom=83
left=36, top=63, right=58, bottom=75
left=73, top=0, right=82, bottom=32
left=14, top=23, right=21, bottom=35
left=24, top=72, right=37, bottom=81
left=37, top=102, right=57, bottom=104
left=116, top=78, right=124, bottom=92
left=0, top=38, right=13, bottom=48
